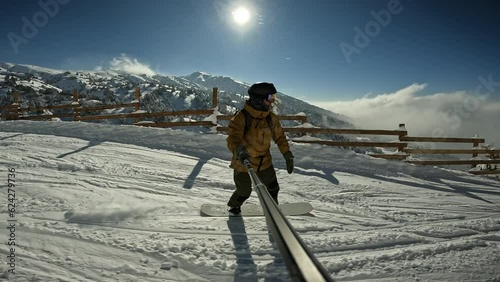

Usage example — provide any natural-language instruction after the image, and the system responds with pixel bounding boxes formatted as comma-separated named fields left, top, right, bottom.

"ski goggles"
left=267, top=94, right=276, bottom=103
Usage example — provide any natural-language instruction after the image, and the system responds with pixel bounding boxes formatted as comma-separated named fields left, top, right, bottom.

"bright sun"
left=232, top=7, right=250, bottom=25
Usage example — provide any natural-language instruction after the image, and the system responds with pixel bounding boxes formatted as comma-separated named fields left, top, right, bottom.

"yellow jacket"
left=227, top=102, right=290, bottom=172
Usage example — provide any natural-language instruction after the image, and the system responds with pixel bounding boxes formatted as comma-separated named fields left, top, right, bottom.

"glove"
left=283, top=151, right=294, bottom=174
left=236, top=145, right=250, bottom=165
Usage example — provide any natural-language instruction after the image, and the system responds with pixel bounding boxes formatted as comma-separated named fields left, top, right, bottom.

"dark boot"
left=228, top=206, right=241, bottom=215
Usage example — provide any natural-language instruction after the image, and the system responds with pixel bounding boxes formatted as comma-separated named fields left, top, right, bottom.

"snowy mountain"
left=1, top=121, right=499, bottom=281
left=181, top=71, right=251, bottom=93
left=180, top=71, right=351, bottom=127
left=0, top=62, right=351, bottom=129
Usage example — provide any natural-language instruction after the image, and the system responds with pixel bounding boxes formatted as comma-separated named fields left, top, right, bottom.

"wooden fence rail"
left=217, top=114, right=308, bottom=123
left=1, top=87, right=498, bottom=175
left=0, top=105, right=16, bottom=110
left=17, top=113, right=77, bottom=120
left=134, top=121, right=215, bottom=128
left=284, top=127, right=407, bottom=136
left=398, top=133, right=497, bottom=172
left=289, top=140, right=408, bottom=149
left=403, top=149, right=500, bottom=155
left=469, top=170, right=500, bottom=175
left=15, top=104, right=78, bottom=112
left=78, top=103, right=139, bottom=112
left=406, top=160, right=500, bottom=166
left=400, top=136, right=486, bottom=143
left=76, top=109, right=215, bottom=121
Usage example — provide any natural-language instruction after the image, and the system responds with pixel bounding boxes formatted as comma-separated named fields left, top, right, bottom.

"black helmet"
left=248, top=82, right=277, bottom=99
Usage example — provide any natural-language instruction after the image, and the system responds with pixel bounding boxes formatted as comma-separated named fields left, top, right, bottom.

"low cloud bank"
left=312, top=83, right=500, bottom=147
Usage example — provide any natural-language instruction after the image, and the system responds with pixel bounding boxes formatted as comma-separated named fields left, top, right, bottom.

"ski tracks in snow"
left=1, top=129, right=500, bottom=281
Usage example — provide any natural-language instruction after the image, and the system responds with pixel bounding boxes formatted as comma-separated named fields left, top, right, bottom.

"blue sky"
left=1, top=0, right=500, bottom=144
left=1, top=0, right=499, bottom=101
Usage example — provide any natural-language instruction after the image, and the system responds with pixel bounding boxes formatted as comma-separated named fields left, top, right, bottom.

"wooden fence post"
left=472, top=140, right=479, bottom=168
left=298, top=115, right=308, bottom=137
left=212, top=87, right=218, bottom=109
left=72, top=90, right=79, bottom=121
left=135, top=87, right=141, bottom=123
left=10, top=92, right=20, bottom=120
left=398, top=123, right=408, bottom=152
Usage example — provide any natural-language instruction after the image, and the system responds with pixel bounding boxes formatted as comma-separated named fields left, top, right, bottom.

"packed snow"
left=1, top=120, right=499, bottom=281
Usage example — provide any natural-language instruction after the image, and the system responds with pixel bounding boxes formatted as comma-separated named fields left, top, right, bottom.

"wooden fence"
left=1, top=87, right=498, bottom=175
left=400, top=136, right=499, bottom=175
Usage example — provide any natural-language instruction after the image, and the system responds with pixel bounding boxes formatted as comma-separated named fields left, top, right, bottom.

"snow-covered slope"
left=1, top=120, right=499, bottom=281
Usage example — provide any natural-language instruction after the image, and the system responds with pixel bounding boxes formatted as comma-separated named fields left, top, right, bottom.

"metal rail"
left=243, top=159, right=334, bottom=282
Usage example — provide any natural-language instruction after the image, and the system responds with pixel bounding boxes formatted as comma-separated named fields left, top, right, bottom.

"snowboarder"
left=226, top=82, right=294, bottom=215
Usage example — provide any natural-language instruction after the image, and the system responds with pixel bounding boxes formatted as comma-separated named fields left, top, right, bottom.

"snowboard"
left=200, top=202, right=313, bottom=217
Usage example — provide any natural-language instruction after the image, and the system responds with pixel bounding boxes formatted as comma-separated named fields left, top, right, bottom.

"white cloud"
left=311, top=83, right=500, bottom=146
left=99, top=54, right=156, bottom=76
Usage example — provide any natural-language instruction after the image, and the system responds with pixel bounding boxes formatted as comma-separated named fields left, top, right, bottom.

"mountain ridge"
left=0, top=62, right=352, bottom=129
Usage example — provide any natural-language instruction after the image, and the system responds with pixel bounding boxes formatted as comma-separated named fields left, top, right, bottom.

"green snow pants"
left=227, top=165, right=280, bottom=207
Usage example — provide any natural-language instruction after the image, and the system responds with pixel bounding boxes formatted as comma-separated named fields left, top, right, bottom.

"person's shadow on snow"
left=183, top=158, right=208, bottom=189
left=227, top=216, right=258, bottom=282
left=57, top=140, right=103, bottom=159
